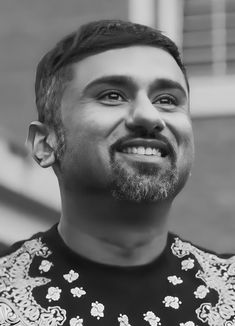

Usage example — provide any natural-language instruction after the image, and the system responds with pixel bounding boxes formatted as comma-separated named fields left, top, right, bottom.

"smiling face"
left=59, top=46, right=194, bottom=202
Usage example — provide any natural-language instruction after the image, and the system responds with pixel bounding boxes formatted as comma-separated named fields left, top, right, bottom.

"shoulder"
left=167, top=232, right=235, bottom=281
left=0, top=224, right=67, bottom=326
left=168, top=232, right=235, bottom=269
left=0, top=224, right=58, bottom=260
left=167, top=233, right=235, bottom=324
left=168, top=232, right=235, bottom=259
left=0, top=232, right=53, bottom=293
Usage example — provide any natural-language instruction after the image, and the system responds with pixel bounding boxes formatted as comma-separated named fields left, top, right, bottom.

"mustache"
left=110, top=134, right=177, bottom=161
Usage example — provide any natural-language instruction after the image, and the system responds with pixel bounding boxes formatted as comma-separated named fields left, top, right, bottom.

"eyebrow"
left=148, top=79, right=188, bottom=98
left=82, top=75, right=188, bottom=98
left=82, top=76, right=136, bottom=94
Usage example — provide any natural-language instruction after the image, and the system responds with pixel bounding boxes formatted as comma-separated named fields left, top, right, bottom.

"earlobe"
left=26, top=121, right=56, bottom=168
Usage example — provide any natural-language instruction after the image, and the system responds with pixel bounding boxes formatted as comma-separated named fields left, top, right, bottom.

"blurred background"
left=0, top=0, right=235, bottom=253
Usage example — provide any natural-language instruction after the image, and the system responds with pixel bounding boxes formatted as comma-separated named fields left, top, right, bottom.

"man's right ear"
left=26, top=121, right=56, bottom=168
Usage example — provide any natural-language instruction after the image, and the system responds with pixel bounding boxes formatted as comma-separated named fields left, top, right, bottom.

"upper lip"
left=115, top=137, right=175, bottom=158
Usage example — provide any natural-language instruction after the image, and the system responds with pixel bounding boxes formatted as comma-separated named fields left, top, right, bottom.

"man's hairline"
left=58, top=44, right=189, bottom=104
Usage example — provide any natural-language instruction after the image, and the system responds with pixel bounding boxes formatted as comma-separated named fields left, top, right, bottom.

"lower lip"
left=116, top=151, right=169, bottom=163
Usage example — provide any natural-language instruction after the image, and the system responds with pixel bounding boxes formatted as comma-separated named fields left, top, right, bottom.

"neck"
left=58, top=190, right=172, bottom=267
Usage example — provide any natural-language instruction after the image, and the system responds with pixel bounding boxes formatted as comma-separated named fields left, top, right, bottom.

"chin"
left=109, top=163, right=180, bottom=203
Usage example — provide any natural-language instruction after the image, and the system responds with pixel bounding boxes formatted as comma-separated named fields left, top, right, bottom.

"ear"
left=26, top=121, right=56, bottom=168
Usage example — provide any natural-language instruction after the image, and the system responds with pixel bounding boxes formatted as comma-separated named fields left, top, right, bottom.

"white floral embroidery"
left=0, top=268, right=5, bottom=277
left=70, top=287, right=86, bottom=298
left=0, top=256, right=7, bottom=265
left=0, top=238, right=66, bottom=325
left=197, top=303, right=224, bottom=325
left=46, top=286, right=62, bottom=302
left=63, top=269, right=79, bottom=283
left=179, top=322, right=196, bottom=326
left=228, top=262, right=235, bottom=276
left=118, top=314, right=132, bottom=326
left=163, top=296, right=182, bottom=309
left=90, top=301, right=105, bottom=319
left=70, top=316, right=84, bottom=326
left=167, top=275, right=183, bottom=285
left=194, top=285, right=209, bottom=299
left=225, top=321, right=235, bottom=326
left=172, top=237, right=235, bottom=326
left=219, top=304, right=235, bottom=320
left=181, top=258, right=195, bottom=271
left=143, top=311, right=161, bottom=325
left=39, top=259, right=53, bottom=273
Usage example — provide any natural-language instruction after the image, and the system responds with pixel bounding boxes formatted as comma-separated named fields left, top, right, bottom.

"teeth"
left=137, top=147, right=145, bottom=155
left=145, top=147, right=153, bottom=155
left=122, top=146, right=162, bottom=156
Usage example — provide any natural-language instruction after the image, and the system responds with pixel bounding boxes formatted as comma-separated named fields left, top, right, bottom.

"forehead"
left=70, top=46, right=187, bottom=93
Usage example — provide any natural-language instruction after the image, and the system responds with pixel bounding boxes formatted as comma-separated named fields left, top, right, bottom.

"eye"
left=97, top=90, right=126, bottom=105
left=153, top=94, right=178, bottom=107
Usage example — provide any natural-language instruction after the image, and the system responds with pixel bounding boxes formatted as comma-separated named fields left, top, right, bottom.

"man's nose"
left=125, top=94, right=166, bottom=134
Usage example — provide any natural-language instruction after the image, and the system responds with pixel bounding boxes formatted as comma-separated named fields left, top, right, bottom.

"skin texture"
left=29, top=46, right=194, bottom=266
left=60, top=47, right=193, bottom=194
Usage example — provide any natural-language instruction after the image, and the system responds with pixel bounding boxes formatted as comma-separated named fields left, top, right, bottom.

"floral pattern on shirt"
left=39, top=259, right=53, bottom=273
left=163, top=296, right=182, bottom=309
left=46, top=286, right=62, bottom=302
left=90, top=301, right=105, bottom=319
left=172, top=237, right=235, bottom=326
left=143, top=311, right=161, bottom=325
left=70, top=287, right=86, bottom=298
left=181, top=258, right=195, bottom=271
left=194, top=285, right=210, bottom=299
left=70, top=316, right=84, bottom=326
left=118, top=314, right=132, bottom=326
left=0, top=238, right=66, bottom=325
left=179, top=322, right=197, bottom=326
left=63, top=269, right=79, bottom=283
left=167, top=275, right=183, bottom=285
left=2, top=231, right=235, bottom=326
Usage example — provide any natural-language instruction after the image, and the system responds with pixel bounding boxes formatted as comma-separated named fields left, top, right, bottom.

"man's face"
left=59, top=46, right=194, bottom=202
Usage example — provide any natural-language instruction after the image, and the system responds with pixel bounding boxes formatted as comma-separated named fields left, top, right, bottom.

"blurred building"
left=0, top=130, right=60, bottom=251
left=0, top=0, right=235, bottom=253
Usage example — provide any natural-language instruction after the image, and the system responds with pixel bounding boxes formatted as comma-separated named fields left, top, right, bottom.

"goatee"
left=109, top=160, right=178, bottom=202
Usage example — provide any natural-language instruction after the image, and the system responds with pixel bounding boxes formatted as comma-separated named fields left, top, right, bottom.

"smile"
left=116, top=138, right=171, bottom=159
left=121, top=146, right=162, bottom=157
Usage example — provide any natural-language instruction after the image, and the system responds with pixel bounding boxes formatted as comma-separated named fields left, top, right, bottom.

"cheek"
left=166, top=114, right=194, bottom=159
left=178, top=123, right=195, bottom=168
left=168, top=114, right=193, bottom=143
left=181, top=121, right=194, bottom=153
left=180, top=123, right=194, bottom=149
left=85, top=108, right=126, bottom=140
left=62, top=111, right=117, bottom=169
left=66, top=106, right=124, bottom=138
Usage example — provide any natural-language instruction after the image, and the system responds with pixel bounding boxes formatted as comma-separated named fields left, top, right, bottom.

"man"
left=0, top=19, right=234, bottom=326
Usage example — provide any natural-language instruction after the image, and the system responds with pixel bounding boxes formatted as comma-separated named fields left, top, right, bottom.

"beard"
left=57, top=126, right=183, bottom=201
left=109, top=153, right=179, bottom=203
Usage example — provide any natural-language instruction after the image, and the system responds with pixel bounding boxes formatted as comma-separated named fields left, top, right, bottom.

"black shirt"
left=0, top=224, right=235, bottom=326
